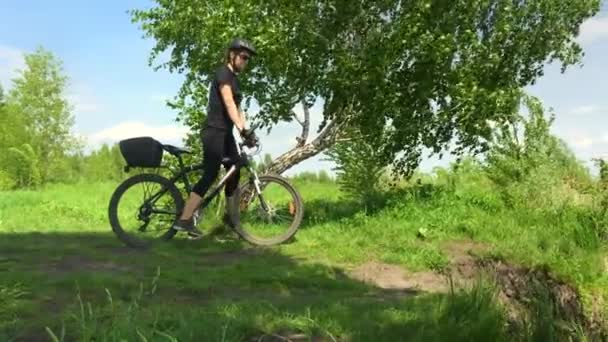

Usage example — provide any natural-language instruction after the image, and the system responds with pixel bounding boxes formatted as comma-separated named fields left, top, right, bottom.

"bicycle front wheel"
left=108, top=173, right=183, bottom=248
left=228, top=175, right=304, bottom=246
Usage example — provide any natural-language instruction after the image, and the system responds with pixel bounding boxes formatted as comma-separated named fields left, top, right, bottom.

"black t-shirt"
left=206, top=65, right=242, bottom=130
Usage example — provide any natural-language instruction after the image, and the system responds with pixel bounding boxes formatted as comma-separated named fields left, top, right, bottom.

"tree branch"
left=265, top=105, right=351, bottom=175
left=295, top=97, right=311, bottom=147
left=311, top=117, right=344, bottom=147
left=292, top=111, right=304, bottom=126
left=334, top=134, right=373, bottom=143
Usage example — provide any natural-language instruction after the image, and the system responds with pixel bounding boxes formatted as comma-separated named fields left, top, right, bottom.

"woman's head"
left=225, top=38, right=256, bottom=73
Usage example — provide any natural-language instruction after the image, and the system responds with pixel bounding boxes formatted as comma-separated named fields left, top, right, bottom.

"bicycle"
left=107, top=124, right=304, bottom=248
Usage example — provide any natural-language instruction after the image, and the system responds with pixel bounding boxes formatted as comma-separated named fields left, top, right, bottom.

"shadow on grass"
left=0, top=231, right=520, bottom=341
left=299, top=198, right=362, bottom=228
left=299, top=184, right=448, bottom=229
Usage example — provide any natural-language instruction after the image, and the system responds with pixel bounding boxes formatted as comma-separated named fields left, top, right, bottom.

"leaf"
left=130, top=0, right=600, bottom=177
left=417, top=227, right=429, bottom=240
left=45, top=327, right=61, bottom=342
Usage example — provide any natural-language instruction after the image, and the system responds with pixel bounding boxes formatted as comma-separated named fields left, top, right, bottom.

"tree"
left=131, top=0, right=600, bottom=177
left=484, top=95, right=593, bottom=208
left=7, top=47, right=80, bottom=184
left=81, top=143, right=126, bottom=182
left=325, top=128, right=387, bottom=204
left=6, top=143, right=41, bottom=188
left=0, top=85, right=29, bottom=188
left=0, top=84, right=5, bottom=107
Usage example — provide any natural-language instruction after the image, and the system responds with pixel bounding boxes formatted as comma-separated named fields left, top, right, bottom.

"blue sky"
left=1, top=1, right=608, bottom=175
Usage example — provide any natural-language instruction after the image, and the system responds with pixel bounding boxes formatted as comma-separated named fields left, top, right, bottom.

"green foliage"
left=79, top=144, right=126, bottom=183
left=0, top=171, right=16, bottom=191
left=325, top=131, right=386, bottom=206
left=1, top=171, right=607, bottom=340
left=588, top=158, right=608, bottom=241
left=49, top=271, right=165, bottom=342
left=433, top=158, right=505, bottom=213
left=290, top=170, right=334, bottom=183
left=0, top=283, right=27, bottom=337
left=317, top=170, right=331, bottom=183
left=0, top=47, right=134, bottom=188
left=5, top=144, right=41, bottom=189
left=42, top=273, right=513, bottom=342
left=254, top=153, right=274, bottom=173
left=131, top=0, right=599, bottom=176
left=484, top=95, right=593, bottom=209
left=1, top=47, right=82, bottom=188
left=0, top=102, right=28, bottom=179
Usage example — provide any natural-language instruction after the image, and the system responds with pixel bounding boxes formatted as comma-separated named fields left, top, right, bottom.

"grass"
left=0, top=175, right=607, bottom=340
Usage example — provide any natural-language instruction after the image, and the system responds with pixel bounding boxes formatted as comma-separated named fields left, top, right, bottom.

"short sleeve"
left=216, top=66, right=233, bottom=86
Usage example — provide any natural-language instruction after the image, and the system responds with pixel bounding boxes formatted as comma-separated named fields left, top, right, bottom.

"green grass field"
left=1, top=175, right=607, bottom=341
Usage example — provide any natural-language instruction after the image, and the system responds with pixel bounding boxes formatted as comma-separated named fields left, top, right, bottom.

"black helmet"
left=229, top=38, right=257, bottom=56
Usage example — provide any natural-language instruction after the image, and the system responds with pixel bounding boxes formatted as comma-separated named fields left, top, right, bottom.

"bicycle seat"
left=162, top=144, right=192, bottom=156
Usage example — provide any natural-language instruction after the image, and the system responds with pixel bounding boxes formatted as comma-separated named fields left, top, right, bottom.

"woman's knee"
left=224, top=169, right=241, bottom=197
left=192, top=160, right=221, bottom=196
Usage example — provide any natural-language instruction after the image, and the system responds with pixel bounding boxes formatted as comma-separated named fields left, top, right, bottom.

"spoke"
left=273, top=213, right=293, bottom=221
left=152, top=208, right=177, bottom=215
left=236, top=179, right=299, bottom=241
left=143, top=181, right=153, bottom=203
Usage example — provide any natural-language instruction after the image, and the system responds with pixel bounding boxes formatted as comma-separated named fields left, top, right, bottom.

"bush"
left=0, top=170, right=16, bottom=191
left=436, top=158, right=505, bottom=212
left=290, top=170, right=334, bottom=183
left=4, top=144, right=41, bottom=189
left=317, top=170, right=332, bottom=183
left=78, top=143, right=129, bottom=183
left=483, top=95, right=593, bottom=209
left=325, top=130, right=387, bottom=207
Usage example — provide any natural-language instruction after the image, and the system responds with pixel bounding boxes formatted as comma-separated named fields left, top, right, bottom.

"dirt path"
left=347, top=240, right=605, bottom=340
left=7, top=238, right=606, bottom=341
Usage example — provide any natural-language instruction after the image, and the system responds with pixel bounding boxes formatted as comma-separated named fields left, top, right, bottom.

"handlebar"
left=238, top=121, right=262, bottom=154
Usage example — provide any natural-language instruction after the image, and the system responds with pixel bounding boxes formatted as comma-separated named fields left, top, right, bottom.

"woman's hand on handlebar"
left=240, top=127, right=258, bottom=148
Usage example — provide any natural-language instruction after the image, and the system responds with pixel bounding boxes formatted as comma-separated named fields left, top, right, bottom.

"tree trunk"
left=264, top=142, right=325, bottom=175
left=265, top=118, right=341, bottom=175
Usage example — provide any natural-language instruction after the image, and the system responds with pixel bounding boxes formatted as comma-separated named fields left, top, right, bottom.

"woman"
left=173, top=38, right=257, bottom=238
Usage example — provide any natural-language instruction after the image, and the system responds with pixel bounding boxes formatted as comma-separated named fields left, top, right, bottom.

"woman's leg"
left=223, top=133, right=241, bottom=197
left=174, top=128, right=225, bottom=236
left=221, top=134, right=241, bottom=227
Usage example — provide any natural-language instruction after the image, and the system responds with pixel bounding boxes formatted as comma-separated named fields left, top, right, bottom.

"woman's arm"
left=239, top=109, right=246, bottom=127
left=219, top=84, right=245, bottom=132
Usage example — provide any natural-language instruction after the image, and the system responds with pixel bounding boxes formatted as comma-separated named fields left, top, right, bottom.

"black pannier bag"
left=118, top=137, right=163, bottom=168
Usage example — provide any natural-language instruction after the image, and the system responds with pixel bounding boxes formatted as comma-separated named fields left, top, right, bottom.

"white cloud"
left=571, top=136, right=594, bottom=148
left=87, top=121, right=189, bottom=147
left=578, top=16, right=608, bottom=44
left=570, top=105, right=599, bottom=115
left=0, top=45, right=25, bottom=89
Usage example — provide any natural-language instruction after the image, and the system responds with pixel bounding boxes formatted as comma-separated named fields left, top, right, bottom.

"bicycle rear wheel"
left=108, top=173, right=183, bottom=248
left=228, top=175, right=303, bottom=246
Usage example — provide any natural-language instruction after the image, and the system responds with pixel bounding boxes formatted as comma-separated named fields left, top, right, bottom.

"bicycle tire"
left=227, top=174, right=304, bottom=246
left=108, top=173, right=183, bottom=248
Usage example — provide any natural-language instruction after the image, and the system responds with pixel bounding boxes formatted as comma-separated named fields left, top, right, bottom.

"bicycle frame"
left=135, top=130, right=269, bottom=226
left=152, top=141, right=268, bottom=216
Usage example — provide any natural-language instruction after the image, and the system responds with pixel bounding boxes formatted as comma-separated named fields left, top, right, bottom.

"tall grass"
left=45, top=269, right=581, bottom=341
left=2, top=97, right=607, bottom=340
